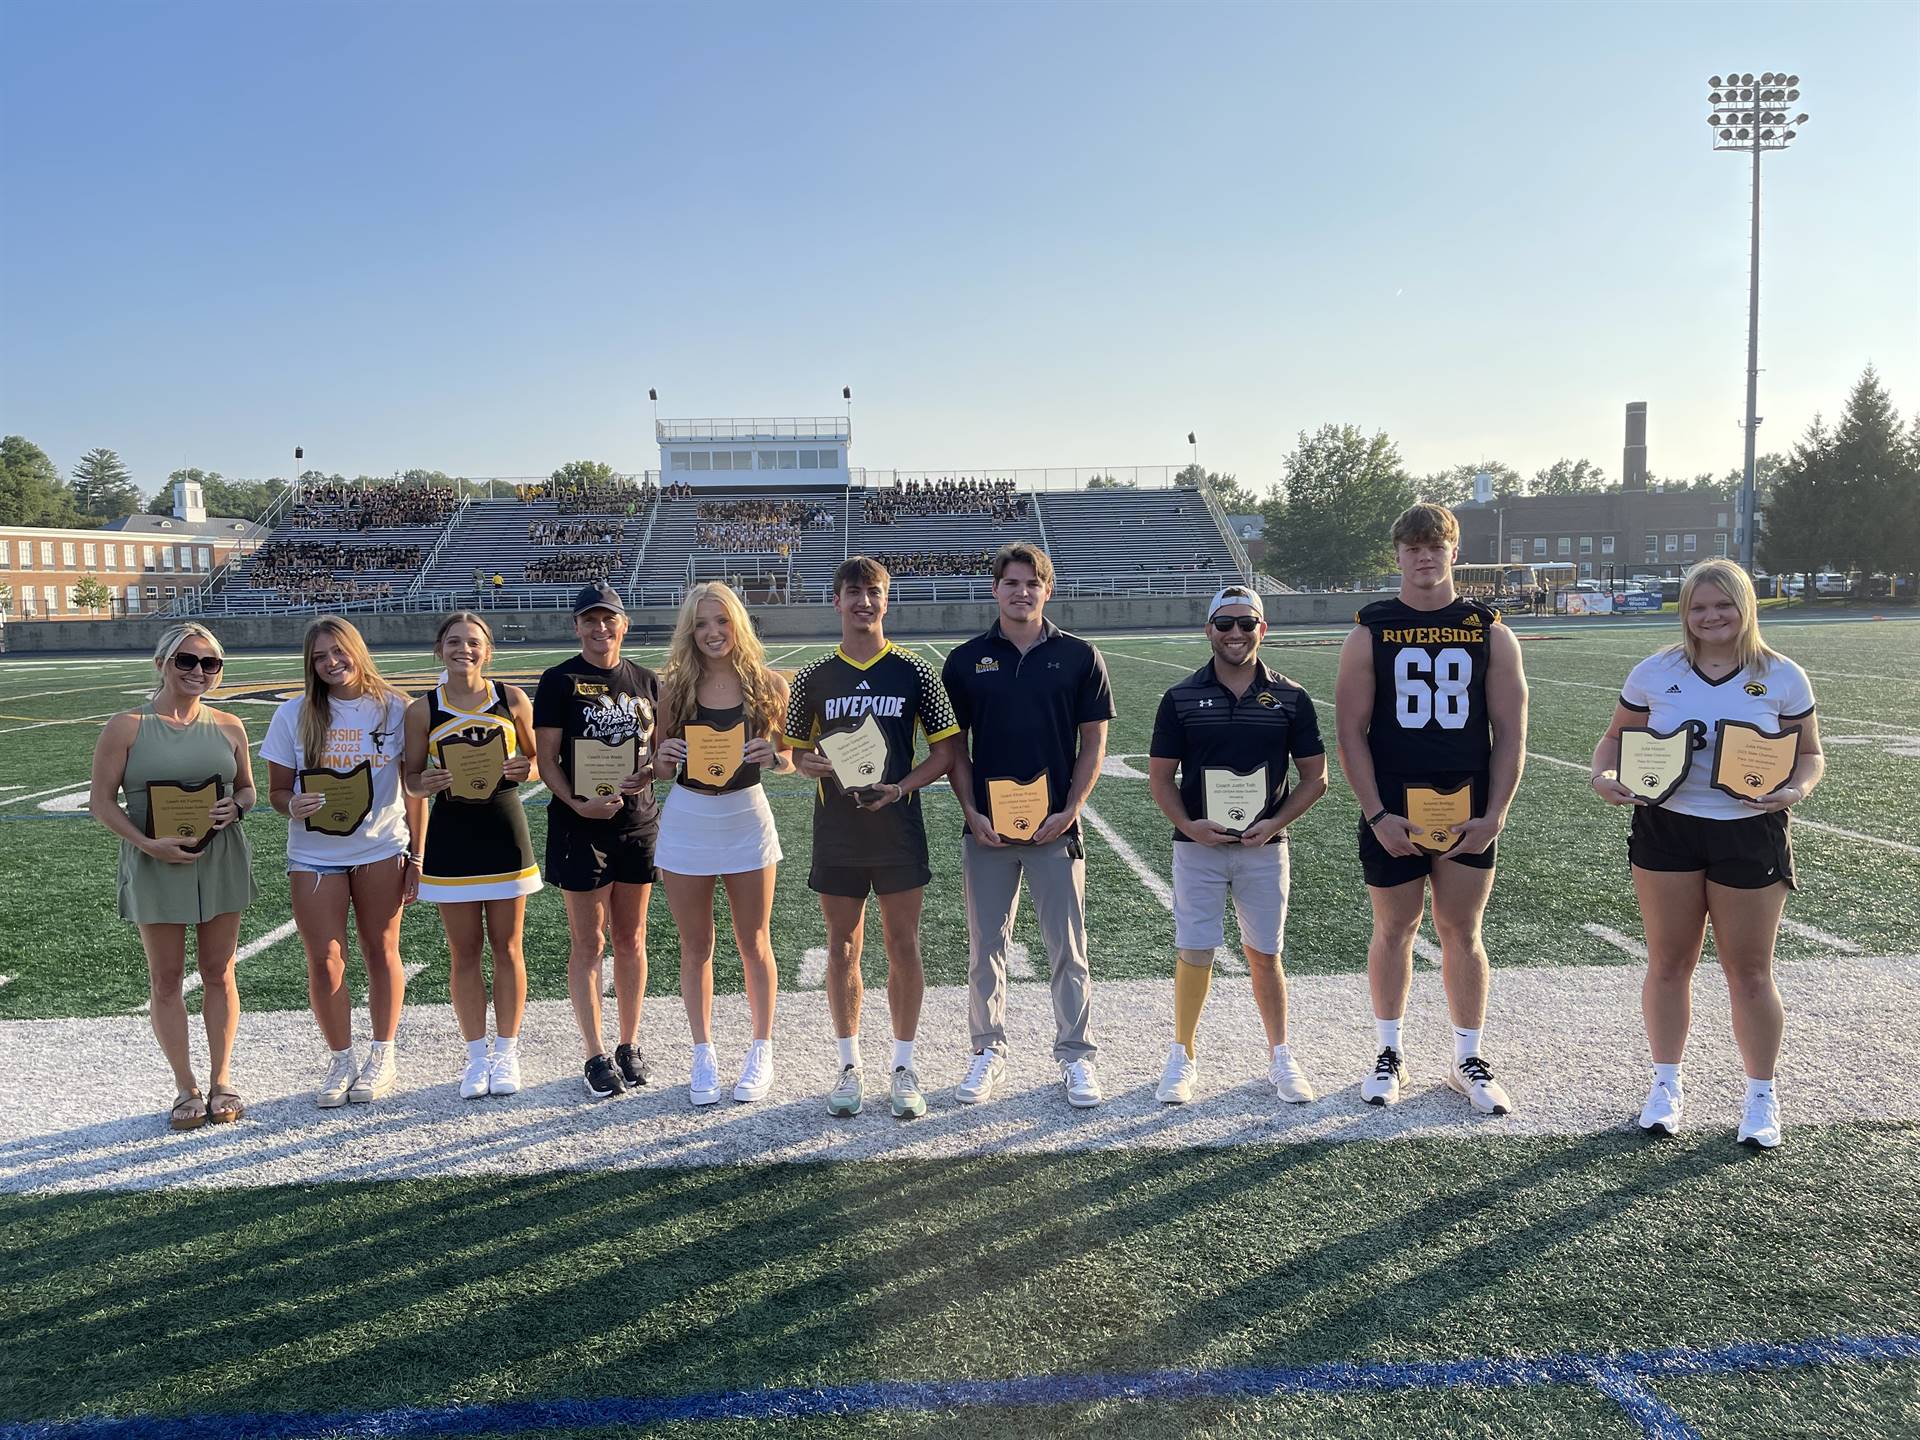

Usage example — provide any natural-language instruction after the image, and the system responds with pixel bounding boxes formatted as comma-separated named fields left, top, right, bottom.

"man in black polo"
left=942, top=541, right=1114, bottom=1108
left=1147, top=586, right=1328, bottom=1105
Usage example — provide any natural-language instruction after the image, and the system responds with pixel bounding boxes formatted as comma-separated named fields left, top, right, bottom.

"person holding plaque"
left=1147, top=587, right=1327, bottom=1105
left=942, top=542, right=1115, bottom=1108
left=263, top=617, right=424, bottom=1108
left=655, top=582, right=793, bottom=1107
left=532, top=583, right=662, bottom=1101
left=88, top=623, right=258, bottom=1131
left=784, top=557, right=960, bottom=1119
left=1589, top=559, right=1822, bottom=1149
left=1335, top=503, right=1527, bottom=1116
left=404, top=613, right=541, bottom=1100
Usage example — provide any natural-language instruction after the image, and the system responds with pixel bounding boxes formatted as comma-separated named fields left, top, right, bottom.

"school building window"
left=61, top=542, right=76, bottom=566
left=1533, top=538, right=1547, bottom=558
left=1557, top=537, right=1572, bottom=558
left=1684, top=534, right=1698, bottom=553
left=1580, top=535, right=1593, bottom=555
left=1644, top=534, right=1659, bottom=559
left=1715, top=534, right=1729, bottom=557
left=1664, top=534, right=1679, bottom=554
left=82, top=543, right=96, bottom=566
left=1601, top=535, right=1615, bottom=555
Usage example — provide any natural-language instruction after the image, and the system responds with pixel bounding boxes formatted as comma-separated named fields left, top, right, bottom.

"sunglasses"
left=172, top=653, right=225, bottom=674
left=1210, top=616, right=1261, bottom=633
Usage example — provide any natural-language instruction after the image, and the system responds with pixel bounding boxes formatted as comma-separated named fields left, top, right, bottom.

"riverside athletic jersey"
left=1359, top=596, right=1501, bottom=776
left=783, top=642, right=960, bottom=868
left=1619, top=649, right=1815, bottom=821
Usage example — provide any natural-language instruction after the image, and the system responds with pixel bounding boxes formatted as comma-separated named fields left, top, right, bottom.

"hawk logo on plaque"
left=299, top=762, right=374, bottom=836
left=438, top=729, right=508, bottom=803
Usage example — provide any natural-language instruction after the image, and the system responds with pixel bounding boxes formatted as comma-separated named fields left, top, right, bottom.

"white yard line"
left=1581, top=922, right=1648, bottom=960
left=1780, top=918, right=1863, bottom=953
left=0, top=975, right=12, bottom=990
left=519, top=784, right=548, bottom=803
left=1412, top=936, right=1443, bottom=965
left=134, top=919, right=301, bottom=1015
left=766, top=644, right=813, bottom=666
left=2, top=783, right=91, bottom=807
left=1080, top=802, right=1173, bottom=906
left=798, top=948, right=829, bottom=988
left=0, top=711, right=123, bottom=735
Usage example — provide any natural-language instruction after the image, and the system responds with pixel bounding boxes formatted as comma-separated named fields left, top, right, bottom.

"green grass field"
left=3, top=615, right=1918, bottom=1437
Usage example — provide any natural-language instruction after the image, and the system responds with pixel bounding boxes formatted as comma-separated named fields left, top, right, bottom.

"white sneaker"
left=1270, top=1052, right=1315, bottom=1104
left=459, top=1052, right=491, bottom=1100
left=1361, top=1046, right=1407, bottom=1106
left=1062, top=1057, right=1103, bottom=1108
left=689, top=1045, right=722, bottom=1107
left=1737, top=1089, right=1782, bottom=1149
left=732, top=1040, right=774, bottom=1103
left=348, top=1046, right=397, bottom=1103
left=1446, top=1054, right=1513, bottom=1116
left=956, top=1050, right=1005, bottom=1104
left=487, top=1049, right=522, bottom=1097
left=1155, top=1044, right=1196, bottom=1104
left=316, top=1050, right=357, bottom=1109
left=1638, top=1078, right=1684, bottom=1136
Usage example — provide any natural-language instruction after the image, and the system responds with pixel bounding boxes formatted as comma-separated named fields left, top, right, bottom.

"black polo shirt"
left=942, top=618, right=1115, bottom=841
left=1149, top=658, right=1323, bottom=844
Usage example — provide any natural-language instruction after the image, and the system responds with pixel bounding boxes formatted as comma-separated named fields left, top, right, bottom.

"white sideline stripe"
left=10, top=955, right=1916, bottom=1192
left=402, top=962, right=430, bottom=983
left=1412, top=936, right=1442, bottom=965
left=0, top=786, right=25, bottom=793
left=4, top=783, right=90, bottom=807
left=1080, top=802, right=1172, bottom=906
left=1581, top=922, right=1648, bottom=960
left=519, top=784, right=548, bottom=804
left=1780, top=919, right=1862, bottom=953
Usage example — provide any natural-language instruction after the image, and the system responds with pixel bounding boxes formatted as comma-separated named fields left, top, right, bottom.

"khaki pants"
left=962, top=834, right=1095, bottom=1062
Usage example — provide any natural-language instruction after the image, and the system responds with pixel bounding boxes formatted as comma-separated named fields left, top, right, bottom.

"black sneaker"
left=583, top=1053, right=626, bottom=1098
left=615, top=1043, right=652, bottom=1088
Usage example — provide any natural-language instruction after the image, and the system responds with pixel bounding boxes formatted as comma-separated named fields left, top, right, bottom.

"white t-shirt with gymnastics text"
left=260, top=692, right=412, bottom=868
left=1618, top=649, right=1815, bottom=820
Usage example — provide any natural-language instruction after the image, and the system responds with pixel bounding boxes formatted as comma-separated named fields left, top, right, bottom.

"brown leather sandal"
left=169, top=1090, right=208, bottom=1131
left=206, top=1085, right=246, bottom=1124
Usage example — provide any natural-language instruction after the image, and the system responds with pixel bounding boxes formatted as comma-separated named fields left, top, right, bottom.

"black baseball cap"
left=572, top=582, right=626, bottom=616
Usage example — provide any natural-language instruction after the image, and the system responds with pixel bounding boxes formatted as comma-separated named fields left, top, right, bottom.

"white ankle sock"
left=1375, top=1018, right=1402, bottom=1052
left=693, top=1041, right=714, bottom=1060
left=892, top=1038, right=915, bottom=1072
left=1653, top=1062, right=1682, bottom=1090
left=1452, top=1026, right=1483, bottom=1064
left=1272, top=1043, right=1293, bottom=1061
left=836, top=1035, right=859, bottom=1069
left=332, top=1045, right=355, bottom=1060
left=494, top=1035, right=518, bottom=1056
left=367, top=1040, right=392, bottom=1061
left=1745, top=1075, right=1775, bottom=1100
left=466, top=1038, right=487, bottom=1063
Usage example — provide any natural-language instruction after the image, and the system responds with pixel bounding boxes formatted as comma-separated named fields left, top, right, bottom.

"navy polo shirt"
left=1149, top=658, right=1323, bottom=843
left=942, top=618, right=1115, bottom=839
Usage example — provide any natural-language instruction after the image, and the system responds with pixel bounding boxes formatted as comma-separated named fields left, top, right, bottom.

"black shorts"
left=1358, top=772, right=1498, bottom=889
left=808, top=859, right=932, bottom=899
left=544, top=808, right=658, bottom=892
left=1629, top=806, right=1795, bottom=890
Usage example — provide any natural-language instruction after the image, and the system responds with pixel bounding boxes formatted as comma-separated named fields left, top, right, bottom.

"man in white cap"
left=1146, top=586, right=1328, bottom=1103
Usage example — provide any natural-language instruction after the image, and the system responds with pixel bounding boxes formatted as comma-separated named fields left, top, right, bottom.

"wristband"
left=1365, top=809, right=1388, bottom=827
left=404, top=853, right=423, bottom=866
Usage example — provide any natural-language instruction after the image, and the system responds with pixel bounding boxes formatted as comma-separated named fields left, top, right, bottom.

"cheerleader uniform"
left=655, top=700, right=784, bottom=877
left=418, top=682, right=542, bottom=903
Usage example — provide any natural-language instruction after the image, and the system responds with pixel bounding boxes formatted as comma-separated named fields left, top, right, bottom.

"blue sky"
left=3, top=0, right=1914, bottom=496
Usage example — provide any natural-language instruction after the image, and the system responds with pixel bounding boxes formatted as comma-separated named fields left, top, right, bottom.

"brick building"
left=0, top=480, right=262, bottom=624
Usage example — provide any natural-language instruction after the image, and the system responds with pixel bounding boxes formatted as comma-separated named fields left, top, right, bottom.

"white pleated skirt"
left=655, top=784, right=783, bottom=877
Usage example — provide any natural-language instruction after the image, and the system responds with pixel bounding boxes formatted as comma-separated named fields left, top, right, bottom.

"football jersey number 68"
left=1395, top=647, right=1473, bottom=730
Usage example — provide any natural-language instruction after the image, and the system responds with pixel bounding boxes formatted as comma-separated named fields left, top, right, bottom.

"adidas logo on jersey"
left=1666, top=684, right=1684, bottom=693
left=856, top=680, right=871, bottom=691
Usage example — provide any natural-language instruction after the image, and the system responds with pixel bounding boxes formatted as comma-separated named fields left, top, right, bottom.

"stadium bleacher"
left=191, top=475, right=1247, bottom=615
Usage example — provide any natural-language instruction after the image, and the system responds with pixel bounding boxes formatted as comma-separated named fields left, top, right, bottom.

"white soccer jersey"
left=1619, top=649, right=1816, bottom=820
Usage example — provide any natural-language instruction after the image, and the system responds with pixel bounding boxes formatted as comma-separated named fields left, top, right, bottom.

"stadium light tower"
left=1707, top=71, right=1808, bottom=572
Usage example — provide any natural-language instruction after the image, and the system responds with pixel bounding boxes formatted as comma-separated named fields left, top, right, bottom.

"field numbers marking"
left=1581, top=922, right=1649, bottom=960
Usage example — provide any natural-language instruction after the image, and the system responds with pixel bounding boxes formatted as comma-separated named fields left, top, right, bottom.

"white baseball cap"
left=1207, top=586, right=1264, bottom=619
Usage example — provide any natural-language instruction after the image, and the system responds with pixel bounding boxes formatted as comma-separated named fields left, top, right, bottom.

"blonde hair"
left=151, top=622, right=225, bottom=698
left=1391, top=503, right=1460, bottom=548
left=659, top=583, right=782, bottom=738
left=299, top=615, right=408, bottom=764
left=434, top=610, right=495, bottom=657
left=1671, top=559, right=1781, bottom=675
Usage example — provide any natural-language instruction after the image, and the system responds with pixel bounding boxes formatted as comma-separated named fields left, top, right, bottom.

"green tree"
left=1262, top=424, right=1415, bottom=588
left=1085, top=473, right=1136, bottom=489
left=1172, top=463, right=1263, bottom=511
left=148, top=470, right=292, bottom=522
left=1531, top=457, right=1612, bottom=495
left=551, top=459, right=617, bottom=488
left=1, top=436, right=88, bottom=527
left=1757, top=416, right=1836, bottom=586
left=70, top=576, right=116, bottom=614
left=71, top=448, right=141, bottom=521
left=1825, top=366, right=1912, bottom=577
left=1419, top=460, right=1523, bottom=507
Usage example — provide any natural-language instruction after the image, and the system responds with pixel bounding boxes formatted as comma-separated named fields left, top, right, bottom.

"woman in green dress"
left=88, top=622, right=259, bottom=1130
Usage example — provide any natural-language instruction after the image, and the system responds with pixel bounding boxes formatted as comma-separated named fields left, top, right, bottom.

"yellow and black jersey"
left=783, top=642, right=958, bottom=868
left=1358, top=596, right=1501, bottom=777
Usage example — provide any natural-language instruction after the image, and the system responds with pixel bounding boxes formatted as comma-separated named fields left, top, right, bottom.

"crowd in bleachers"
left=661, top=480, right=695, bottom=501
left=863, top=477, right=1028, bottom=524
left=525, top=552, right=623, bottom=583
left=251, top=574, right=398, bottom=604
left=696, top=524, right=802, bottom=553
left=692, top=498, right=832, bottom=553
left=290, top=481, right=460, bottom=530
left=872, top=550, right=996, bottom=578
left=250, top=541, right=424, bottom=582
left=529, top=520, right=626, bottom=546
left=517, top=476, right=655, bottom=514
